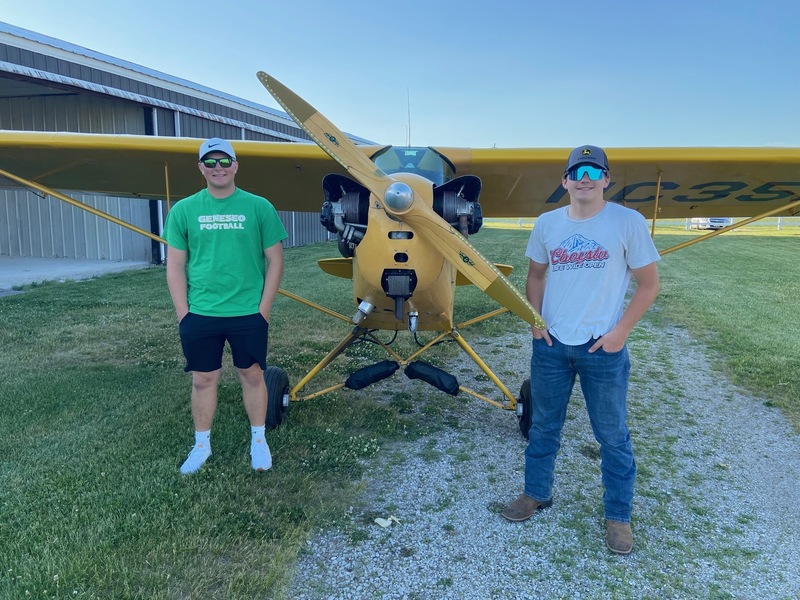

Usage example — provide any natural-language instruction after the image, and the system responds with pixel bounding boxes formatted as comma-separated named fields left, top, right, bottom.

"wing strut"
left=0, top=166, right=165, bottom=244
left=660, top=198, right=800, bottom=256
left=164, top=163, right=172, bottom=211
left=650, top=172, right=663, bottom=239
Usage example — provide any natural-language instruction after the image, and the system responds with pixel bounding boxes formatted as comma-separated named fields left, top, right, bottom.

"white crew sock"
left=195, top=430, right=211, bottom=448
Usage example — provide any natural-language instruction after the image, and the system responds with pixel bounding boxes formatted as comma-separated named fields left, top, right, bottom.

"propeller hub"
left=384, top=182, right=414, bottom=211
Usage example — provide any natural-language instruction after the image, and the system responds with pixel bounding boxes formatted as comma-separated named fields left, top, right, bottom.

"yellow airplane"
left=1, top=72, right=799, bottom=433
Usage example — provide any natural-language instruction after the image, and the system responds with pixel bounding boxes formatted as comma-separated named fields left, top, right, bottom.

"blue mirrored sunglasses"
left=567, top=165, right=607, bottom=181
left=201, top=157, right=234, bottom=168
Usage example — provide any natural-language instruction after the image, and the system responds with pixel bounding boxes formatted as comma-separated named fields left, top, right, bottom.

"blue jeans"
left=524, top=336, right=635, bottom=522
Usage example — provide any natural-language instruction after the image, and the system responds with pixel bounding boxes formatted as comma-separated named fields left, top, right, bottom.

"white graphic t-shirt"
left=525, top=202, right=660, bottom=345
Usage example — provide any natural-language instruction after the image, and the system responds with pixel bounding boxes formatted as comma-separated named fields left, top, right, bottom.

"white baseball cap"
left=199, top=138, right=236, bottom=160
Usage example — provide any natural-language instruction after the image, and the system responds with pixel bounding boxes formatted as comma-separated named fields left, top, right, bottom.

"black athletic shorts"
left=178, top=312, right=269, bottom=373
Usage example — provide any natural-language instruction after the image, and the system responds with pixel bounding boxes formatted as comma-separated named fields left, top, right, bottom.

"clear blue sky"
left=3, top=0, right=799, bottom=148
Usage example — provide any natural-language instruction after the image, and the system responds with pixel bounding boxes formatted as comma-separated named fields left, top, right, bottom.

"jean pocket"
left=595, top=344, right=624, bottom=355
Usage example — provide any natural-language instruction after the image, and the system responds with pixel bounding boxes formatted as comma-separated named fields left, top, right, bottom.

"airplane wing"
left=1, top=131, right=798, bottom=218
left=437, top=147, right=800, bottom=218
left=0, top=131, right=379, bottom=212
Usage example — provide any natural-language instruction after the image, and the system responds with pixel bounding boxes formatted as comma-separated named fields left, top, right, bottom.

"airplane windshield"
left=371, top=146, right=456, bottom=186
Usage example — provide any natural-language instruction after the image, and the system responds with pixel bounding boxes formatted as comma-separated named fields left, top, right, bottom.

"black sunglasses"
left=200, top=157, right=235, bottom=168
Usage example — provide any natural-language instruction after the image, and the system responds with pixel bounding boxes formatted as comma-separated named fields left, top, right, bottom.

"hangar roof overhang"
left=0, top=21, right=372, bottom=144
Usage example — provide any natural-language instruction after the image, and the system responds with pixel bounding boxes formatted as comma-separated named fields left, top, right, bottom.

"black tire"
left=265, top=366, right=290, bottom=429
left=518, top=378, right=532, bottom=440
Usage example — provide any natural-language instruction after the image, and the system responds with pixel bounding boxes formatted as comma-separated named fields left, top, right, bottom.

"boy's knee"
left=192, top=370, right=220, bottom=390
left=237, top=364, right=264, bottom=385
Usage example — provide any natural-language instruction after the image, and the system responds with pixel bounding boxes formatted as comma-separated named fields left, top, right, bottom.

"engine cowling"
left=433, top=175, right=483, bottom=236
left=321, top=173, right=370, bottom=257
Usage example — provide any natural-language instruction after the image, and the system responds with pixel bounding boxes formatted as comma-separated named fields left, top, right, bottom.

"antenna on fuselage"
left=406, top=87, right=411, bottom=147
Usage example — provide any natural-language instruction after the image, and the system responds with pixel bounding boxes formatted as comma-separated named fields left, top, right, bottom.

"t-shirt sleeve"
left=259, top=201, right=288, bottom=249
left=163, top=204, right=189, bottom=251
left=525, top=219, right=549, bottom=265
left=626, top=214, right=661, bottom=269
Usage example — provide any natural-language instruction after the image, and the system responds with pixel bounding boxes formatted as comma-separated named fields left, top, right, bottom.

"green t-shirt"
left=164, top=188, right=288, bottom=317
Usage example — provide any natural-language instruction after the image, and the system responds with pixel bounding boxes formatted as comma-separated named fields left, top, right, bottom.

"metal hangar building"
left=0, top=21, right=367, bottom=263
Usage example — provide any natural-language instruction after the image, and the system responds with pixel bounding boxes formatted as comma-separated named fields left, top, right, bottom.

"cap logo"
left=582, top=149, right=591, bottom=156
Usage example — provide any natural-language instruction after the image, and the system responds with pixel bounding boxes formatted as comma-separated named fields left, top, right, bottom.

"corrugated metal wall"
left=0, top=94, right=145, bottom=133
left=1, top=187, right=152, bottom=260
left=0, top=93, right=337, bottom=258
left=153, top=107, right=175, bottom=137
left=0, top=189, right=336, bottom=259
left=178, top=113, right=241, bottom=140
left=0, top=94, right=154, bottom=260
left=177, top=114, right=286, bottom=142
left=278, top=211, right=336, bottom=247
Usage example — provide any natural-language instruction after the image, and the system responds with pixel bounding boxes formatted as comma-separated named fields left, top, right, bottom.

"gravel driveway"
left=287, top=320, right=800, bottom=599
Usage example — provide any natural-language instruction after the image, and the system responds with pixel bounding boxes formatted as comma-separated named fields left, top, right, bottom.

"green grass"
left=652, top=224, right=800, bottom=428
left=0, top=261, right=421, bottom=599
left=1, top=224, right=798, bottom=598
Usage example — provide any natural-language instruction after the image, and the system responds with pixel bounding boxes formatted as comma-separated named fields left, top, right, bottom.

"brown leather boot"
left=605, top=520, right=633, bottom=555
left=500, top=494, right=553, bottom=522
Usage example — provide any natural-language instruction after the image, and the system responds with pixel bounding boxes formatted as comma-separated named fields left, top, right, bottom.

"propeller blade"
left=257, top=71, right=544, bottom=329
left=400, top=201, right=545, bottom=329
left=257, top=72, right=392, bottom=199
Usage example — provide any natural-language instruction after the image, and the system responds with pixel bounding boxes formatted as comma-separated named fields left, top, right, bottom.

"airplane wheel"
left=517, top=378, right=533, bottom=440
left=265, top=366, right=290, bottom=429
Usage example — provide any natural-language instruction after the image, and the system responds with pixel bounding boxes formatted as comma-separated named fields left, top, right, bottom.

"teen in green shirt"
left=164, top=138, right=287, bottom=475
